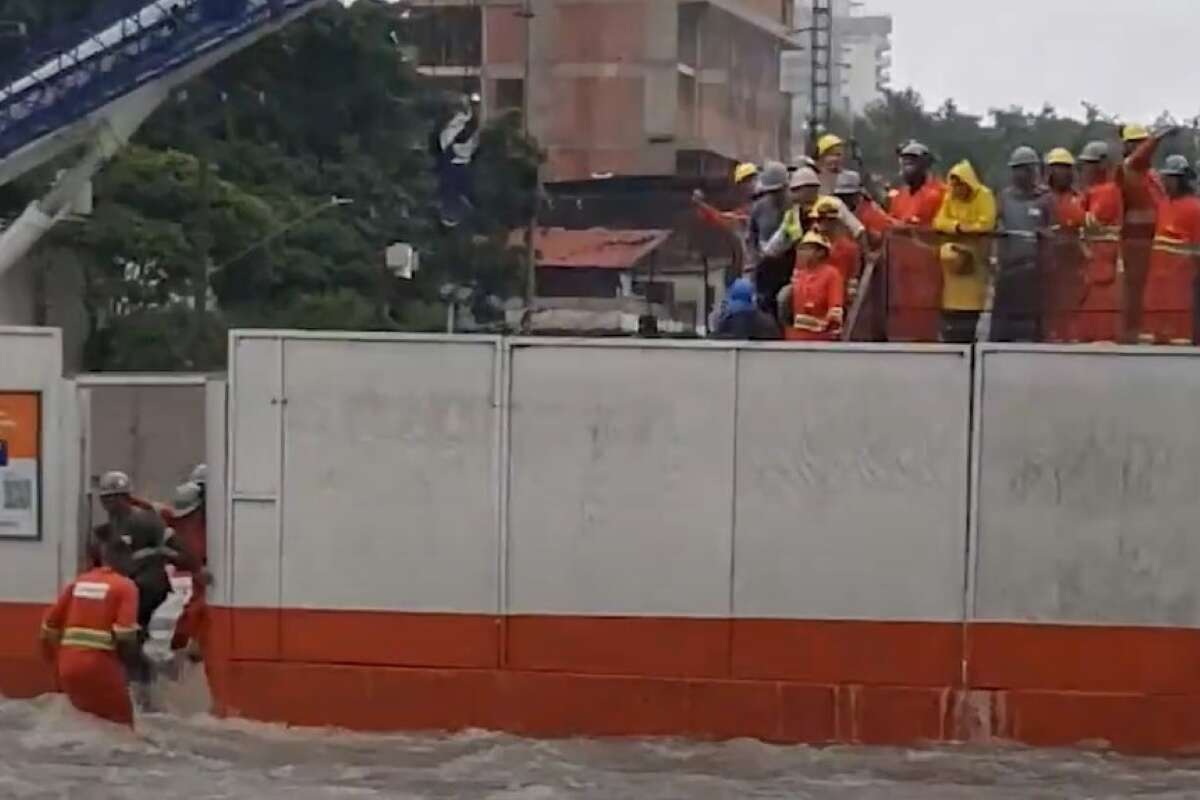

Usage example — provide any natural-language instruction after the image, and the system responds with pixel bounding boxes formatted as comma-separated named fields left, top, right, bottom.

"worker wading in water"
left=41, top=538, right=141, bottom=726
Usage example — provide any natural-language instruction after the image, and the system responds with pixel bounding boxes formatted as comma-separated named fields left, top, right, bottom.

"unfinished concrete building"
left=406, top=0, right=796, bottom=182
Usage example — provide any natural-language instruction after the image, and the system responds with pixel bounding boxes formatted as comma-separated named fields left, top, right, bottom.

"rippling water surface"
left=3, top=695, right=1200, bottom=799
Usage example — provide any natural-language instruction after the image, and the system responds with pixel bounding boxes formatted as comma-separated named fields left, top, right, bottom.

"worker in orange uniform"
left=693, top=161, right=759, bottom=273
left=1074, top=141, right=1124, bottom=343
left=834, top=170, right=894, bottom=250
left=1043, top=147, right=1087, bottom=342
left=887, top=140, right=947, bottom=341
left=1118, top=124, right=1168, bottom=341
left=41, top=538, right=141, bottom=727
left=932, top=159, right=997, bottom=343
left=810, top=195, right=863, bottom=296
left=165, top=480, right=210, bottom=657
left=1142, top=154, right=1200, bottom=344
left=776, top=231, right=845, bottom=341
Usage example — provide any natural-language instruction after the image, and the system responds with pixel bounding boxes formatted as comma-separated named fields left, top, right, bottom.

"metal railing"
left=866, top=228, right=1197, bottom=346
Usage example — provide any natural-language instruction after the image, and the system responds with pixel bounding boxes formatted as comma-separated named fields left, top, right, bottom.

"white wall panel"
left=0, top=327, right=65, bottom=601
left=974, top=347, right=1200, bottom=627
left=230, top=499, right=278, bottom=609
left=733, top=346, right=972, bottom=621
left=279, top=337, right=500, bottom=612
left=506, top=342, right=736, bottom=617
left=230, top=335, right=279, bottom=497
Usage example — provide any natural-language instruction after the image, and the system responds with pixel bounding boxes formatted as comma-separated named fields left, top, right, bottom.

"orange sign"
left=0, top=392, right=40, bottom=539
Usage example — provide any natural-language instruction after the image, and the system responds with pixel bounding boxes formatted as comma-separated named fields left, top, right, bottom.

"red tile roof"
left=512, top=227, right=672, bottom=270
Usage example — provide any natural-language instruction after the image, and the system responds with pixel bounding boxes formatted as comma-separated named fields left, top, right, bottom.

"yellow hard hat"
left=808, top=196, right=842, bottom=219
left=817, top=133, right=844, bottom=156
left=733, top=162, right=759, bottom=184
left=1121, top=123, right=1150, bottom=143
left=1045, top=147, right=1075, bottom=167
left=800, top=230, right=832, bottom=251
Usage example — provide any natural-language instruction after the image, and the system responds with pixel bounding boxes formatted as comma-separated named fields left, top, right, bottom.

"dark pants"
left=992, top=262, right=1041, bottom=342
left=131, top=578, right=170, bottom=684
left=940, top=310, right=980, bottom=344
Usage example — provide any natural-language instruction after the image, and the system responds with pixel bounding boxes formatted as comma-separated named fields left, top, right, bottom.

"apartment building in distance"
left=402, top=0, right=797, bottom=182
left=784, top=0, right=892, bottom=156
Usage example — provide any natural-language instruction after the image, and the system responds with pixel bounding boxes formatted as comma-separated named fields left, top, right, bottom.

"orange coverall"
left=1119, top=138, right=1167, bottom=339
left=1044, top=190, right=1087, bottom=342
left=41, top=567, right=139, bottom=726
left=785, top=262, right=846, bottom=341
left=887, top=178, right=947, bottom=341
left=1143, top=193, right=1200, bottom=343
left=856, top=197, right=896, bottom=246
left=164, top=507, right=208, bottom=653
left=1075, top=181, right=1124, bottom=342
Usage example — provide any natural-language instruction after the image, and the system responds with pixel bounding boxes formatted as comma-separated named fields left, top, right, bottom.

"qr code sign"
left=3, top=477, right=32, bottom=510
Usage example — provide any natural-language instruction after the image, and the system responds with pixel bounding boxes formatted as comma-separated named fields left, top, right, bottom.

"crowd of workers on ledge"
left=695, top=124, right=1200, bottom=346
left=38, top=467, right=209, bottom=727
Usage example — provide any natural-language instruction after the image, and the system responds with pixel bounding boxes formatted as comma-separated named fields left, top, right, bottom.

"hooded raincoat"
left=933, top=161, right=997, bottom=312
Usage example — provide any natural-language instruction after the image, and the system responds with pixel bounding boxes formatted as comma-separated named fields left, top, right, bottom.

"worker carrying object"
left=41, top=537, right=141, bottom=727
left=1143, top=151, right=1200, bottom=344
left=1073, top=140, right=1124, bottom=342
left=91, top=470, right=189, bottom=686
left=165, top=480, right=210, bottom=657
left=777, top=230, right=845, bottom=341
left=932, top=159, right=997, bottom=344
left=887, top=140, right=947, bottom=341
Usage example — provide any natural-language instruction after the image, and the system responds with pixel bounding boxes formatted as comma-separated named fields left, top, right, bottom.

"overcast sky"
left=860, top=0, right=1197, bottom=123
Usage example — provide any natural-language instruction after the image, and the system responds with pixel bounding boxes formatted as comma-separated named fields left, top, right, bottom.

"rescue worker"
left=1044, top=147, right=1087, bottom=342
left=165, top=481, right=210, bottom=658
left=776, top=230, right=845, bottom=341
left=746, top=160, right=791, bottom=262
left=693, top=162, right=759, bottom=270
left=1117, top=124, right=1167, bottom=340
left=815, top=133, right=845, bottom=195
left=1075, top=140, right=1124, bottom=342
left=710, top=277, right=780, bottom=340
left=932, top=159, right=997, bottom=343
left=835, top=170, right=894, bottom=249
left=756, top=166, right=823, bottom=314
left=810, top=195, right=863, bottom=297
left=887, top=140, right=947, bottom=341
left=40, top=538, right=140, bottom=727
left=1142, top=154, right=1200, bottom=344
left=93, top=470, right=188, bottom=686
left=993, top=145, right=1056, bottom=342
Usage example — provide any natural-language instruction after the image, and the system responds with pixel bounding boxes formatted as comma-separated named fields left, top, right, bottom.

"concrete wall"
left=972, top=345, right=1200, bottom=626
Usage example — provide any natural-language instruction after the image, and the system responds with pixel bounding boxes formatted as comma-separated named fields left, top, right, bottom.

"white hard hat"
left=96, top=470, right=131, bottom=497
left=173, top=481, right=203, bottom=516
left=190, top=463, right=207, bottom=486
left=789, top=167, right=821, bottom=189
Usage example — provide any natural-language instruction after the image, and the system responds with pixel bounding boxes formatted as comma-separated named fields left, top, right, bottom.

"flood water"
left=4, top=695, right=1200, bottom=799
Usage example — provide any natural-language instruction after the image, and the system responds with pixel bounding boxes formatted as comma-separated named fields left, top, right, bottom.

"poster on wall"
left=0, top=392, right=40, bottom=540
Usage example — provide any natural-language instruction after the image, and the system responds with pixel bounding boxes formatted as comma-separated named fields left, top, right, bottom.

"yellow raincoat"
left=933, top=160, right=997, bottom=311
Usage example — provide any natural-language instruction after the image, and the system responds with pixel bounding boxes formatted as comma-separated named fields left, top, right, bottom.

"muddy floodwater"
left=5, top=697, right=1200, bottom=799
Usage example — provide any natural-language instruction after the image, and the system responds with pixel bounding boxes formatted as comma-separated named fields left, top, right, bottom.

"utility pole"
left=517, top=0, right=539, bottom=330
left=808, top=0, right=833, bottom=156
left=189, top=91, right=213, bottom=369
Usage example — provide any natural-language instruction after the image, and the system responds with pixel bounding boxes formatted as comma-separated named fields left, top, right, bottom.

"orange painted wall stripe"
left=0, top=392, right=39, bottom=459
left=505, top=615, right=730, bottom=678
left=733, top=619, right=964, bottom=687
left=968, top=623, right=1200, bottom=694
left=281, top=610, right=499, bottom=669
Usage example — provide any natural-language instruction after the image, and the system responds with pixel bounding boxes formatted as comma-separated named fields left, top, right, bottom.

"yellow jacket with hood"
left=933, top=160, right=997, bottom=311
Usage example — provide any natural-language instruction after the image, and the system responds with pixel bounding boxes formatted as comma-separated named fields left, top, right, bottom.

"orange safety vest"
left=1143, top=193, right=1200, bottom=342
left=786, top=263, right=845, bottom=341
left=829, top=233, right=863, bottom=287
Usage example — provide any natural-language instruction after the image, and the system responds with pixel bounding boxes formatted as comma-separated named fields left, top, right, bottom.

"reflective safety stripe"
left=793, top=313, right=825, bottom=332
left=73, top=581, right=109, bottom=600
left=61, top=627, right=115, bottom=651
left=1153, top=237, right=1200, bottom=256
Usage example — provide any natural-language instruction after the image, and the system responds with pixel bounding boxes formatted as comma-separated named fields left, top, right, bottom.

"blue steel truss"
left=0, top=0, right=314, bottom=161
